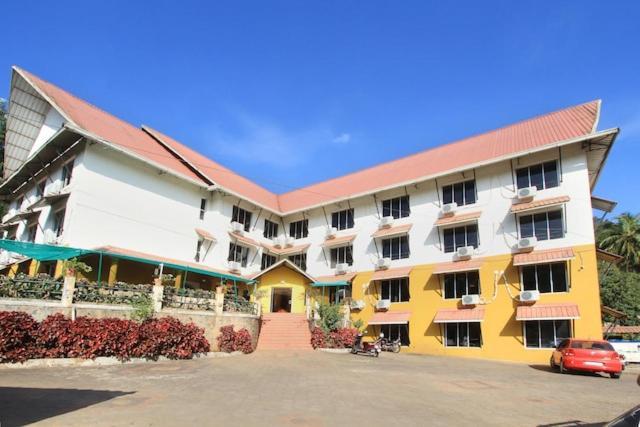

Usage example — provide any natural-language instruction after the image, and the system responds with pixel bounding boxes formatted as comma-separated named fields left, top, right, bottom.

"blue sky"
left=2, top=1, right=639, bottom=214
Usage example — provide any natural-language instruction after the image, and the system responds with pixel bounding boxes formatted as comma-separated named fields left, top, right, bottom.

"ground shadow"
left=0, top=386, right=134, bottom=426
left=537, top=421, right=606, bottom=427
left=528, top=364, right=609, bottom=379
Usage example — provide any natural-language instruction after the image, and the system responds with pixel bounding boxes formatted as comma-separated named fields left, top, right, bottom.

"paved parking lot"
left=0, top=351, right=638, bottom=426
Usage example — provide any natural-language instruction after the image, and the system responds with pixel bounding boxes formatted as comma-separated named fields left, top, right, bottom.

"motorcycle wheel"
left=392, top=345, right=400, bottom=353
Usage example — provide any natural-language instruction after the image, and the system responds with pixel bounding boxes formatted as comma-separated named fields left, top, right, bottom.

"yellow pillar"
left=8, top=263, right=19, bottom=278
left=54, top=260, right=64, bottom=278
left=108, top=258, right=119, bottom=284
left=28, top=259, right=39, bottom=276
left=174, top=272, right=183, bottom=288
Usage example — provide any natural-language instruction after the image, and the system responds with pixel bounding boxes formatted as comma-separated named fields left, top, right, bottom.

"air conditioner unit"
left=335, top=263, right=349, bottom=275
left=284, top=236, right=295, bottom=247
left=272, top=236, right=283, bottom=248
left=378, top=216, right=394, bottom=229
left=230, top=221, right=245, bottom=234
left=456, top=246, right=474, bottom=259
left=228, top=261, right=242, bottom=273
left=43, top=230, right=59, bottom=245
left=520, top=290, right=540, bottom=302
left=517, top=236, right=537, bottom=251
left=376, top=257, right=391, bottom=270
left=376, top=299, right=391, bottom=310
left=350, top=300, right=365, bottom=310
left=326, top=226, right=337, bottom=239
left=517, top=186, right=537, bottom=200
left=441, top=202, right=457, bottom=216
left=45, top=181, right=64, bottom=196
left=461, top=294, right=481, bottom=306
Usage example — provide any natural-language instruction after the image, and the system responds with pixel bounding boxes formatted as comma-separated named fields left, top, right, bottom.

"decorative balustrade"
left=0, top=274, right=64, bottom=301
left=74, top=280, right=153, bottom=305
left=162, top=286, right=216, bottom=311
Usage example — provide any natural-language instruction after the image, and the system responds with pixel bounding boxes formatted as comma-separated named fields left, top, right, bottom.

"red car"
left=550, top=339, right=623, bottom=378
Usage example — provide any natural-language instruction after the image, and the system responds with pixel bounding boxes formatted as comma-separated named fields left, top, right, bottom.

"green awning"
left=312, top=281, right=349, bottom=287
left=0, top=239, right=252, bottom=283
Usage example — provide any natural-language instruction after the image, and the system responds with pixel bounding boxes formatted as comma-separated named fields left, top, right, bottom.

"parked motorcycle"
left=380, top=336, right=401, bottom=353
left=351, top=332, right=382, bottom=357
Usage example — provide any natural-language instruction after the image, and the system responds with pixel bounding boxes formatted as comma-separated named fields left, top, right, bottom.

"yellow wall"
left=256, top=265, right=311, bottom=314
left=350, top=243, right=602, bottom=364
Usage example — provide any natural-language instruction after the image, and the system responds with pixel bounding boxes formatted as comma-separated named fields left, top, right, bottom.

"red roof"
left=516, top=303, right=580, bottom=321
left=433, top=307, right=485, bottom=323
left=604, top=325, right=640, bottom=335
left=14, top=67, right=601, bottom=215
left=368, top=311, right=411, bottom=325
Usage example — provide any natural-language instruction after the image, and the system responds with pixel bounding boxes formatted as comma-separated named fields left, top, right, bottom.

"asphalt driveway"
left=0, top=351, right=638, bottom=426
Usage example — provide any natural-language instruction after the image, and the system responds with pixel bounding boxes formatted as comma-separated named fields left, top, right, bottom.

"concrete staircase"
left=256, top=313, right=313, bottom=351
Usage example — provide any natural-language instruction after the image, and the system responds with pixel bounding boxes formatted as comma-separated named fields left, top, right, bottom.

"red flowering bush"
left=310, top=327, right=326, bottom=349
left=0, top=311, right=39, bottom=362
left=327, top=327, right=358, bottom=349
left=217, top=325, right=254, bottom=353
left=0, top=312, right=210, bottom=363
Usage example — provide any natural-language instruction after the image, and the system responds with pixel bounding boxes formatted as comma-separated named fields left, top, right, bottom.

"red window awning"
left=371, top=223, right=412, bottom=239
left=516, top=303, right=580, bottom=321
left=434, top=211, right=481, bottom=227
left=510, top=195, right=570, bottom=214
left=195, top=228, right=216, bottom=241
left=433, top=307, right=485, bottom=323
left=368, top=311, right=411, bottom=325
left=371, top=266, right=412, bottom=281
left=313, top=272, right=357, bottom=284
left=321, top=234, right=356, bottom=248
left=228, top=232, right=260, bottom=249
left=512, top=247, right=574, bottom=266
left=432, top=259, right=483, bottom=275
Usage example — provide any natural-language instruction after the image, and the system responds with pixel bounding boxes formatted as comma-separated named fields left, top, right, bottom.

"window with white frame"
left=36, top=180, right=46, bottom=199
left=382, top=196, right=410, bottom=219
left=443, top=271, right=480, bottom=299
left=524, top=320, right=571, bottom=349
left=382, top=235, right=410, bottom=260
left=261, top=253, right=276, bottom=270
left=381, top=324, right=410, bottom=346
left=443, top=224, right=478, bottom=253
left=330, top=245, right=353, bottom=267
left=199, top=199, right=207, bottom=220
left=381, top=278, right=410, bottom=302
left=62, top=160, right=74, bottom=187
left=15, top=195, right=24, bottom=211
left=445, top=322, right=481, bottom=347
left=228, top=243, right=249, bottom=267
left=232, top=206, right=252, bottom=232
left=52, top=208, right=65, bottom=237
left=26, top=223, right=37, bottom=243
left=288, top=253, right=307, bottom=271
left=195, top=240, right=203, bottom=262
left=289, top=219, right=308, bottom=239
left=519, top=210, right=563, bottom=241
left=442, top=179, right=476, bottom=206
left=516, top=160, right=559, bottom=190
left=331, top=208, right=354, bottom=230
left=329, top=286, right=351, bottom=304
left=521, top=263, right=567, bottom=293
left=263, top=219, right=279, bottom=239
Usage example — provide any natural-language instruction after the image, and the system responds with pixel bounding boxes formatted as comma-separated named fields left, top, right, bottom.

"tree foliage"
left=597, top=213, right=640, bottom=272
left=599, top=268, right=640, bottom=326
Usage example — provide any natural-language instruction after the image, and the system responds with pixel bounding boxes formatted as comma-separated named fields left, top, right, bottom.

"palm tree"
left=598, top=213, right=640, bottom=271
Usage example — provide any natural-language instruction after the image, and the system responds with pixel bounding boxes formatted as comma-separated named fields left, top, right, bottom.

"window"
left=330, top=245, right=353, bottom=268
left=443, top=179, right=476, bottom=206
left=62, top=160, right=74, bottom=187
left=524, top=320, right=571, bottom=349
left=382, top=235, right=410, bottom=260
left=516, top=160, right=559, bottom=190
left=381, top=278, right=410, bottom=302
left=52, top=209, right=65, bottom=237
left=232, top=206, right=252, bottom=232
left=36, top=180, right=46, bottom=199
left=289, top=219, right=308, bottom=239
left=228, top=243, right=249, bottom=267
left=329, top=286, right=351, bottom=304
left=288, top=253, right=307, bottom=271
left=26, top=223, right=37, bottom=243
left=443, top=224, right=478, bottom=253
left=6, top=227, right=16, bottom=241
left=261, top=253, right=276, bottom=270
left=15, top=196, right=24, bottom=211
left=443, top=271, right=480, bottom=299
left=381, top=324, right=410, bottom=346
left=445, top=322, right=482, bottom=347
left=199, top=199, right=207, bottom=220
left=519, top=210, right=563, bottom=241
left=331, top=209, right=354, bottom=230
left=263, top=219, right=279, bottom=239
left=382, top=196, right=410, bottom=219
left=522, top=263, right=567, bottom=293
left=195, top=240, right=203, bottom=262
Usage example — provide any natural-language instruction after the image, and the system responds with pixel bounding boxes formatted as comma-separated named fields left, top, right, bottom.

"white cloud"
left=332, top=133, right=351, bottom=144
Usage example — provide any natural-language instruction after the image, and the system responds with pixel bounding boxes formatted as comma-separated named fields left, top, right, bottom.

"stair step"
left=256, top=313, right=314, bottom=351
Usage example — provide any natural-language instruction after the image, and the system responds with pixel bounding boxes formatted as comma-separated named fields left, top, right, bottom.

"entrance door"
left=271, top=287, right=292, bottom=313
